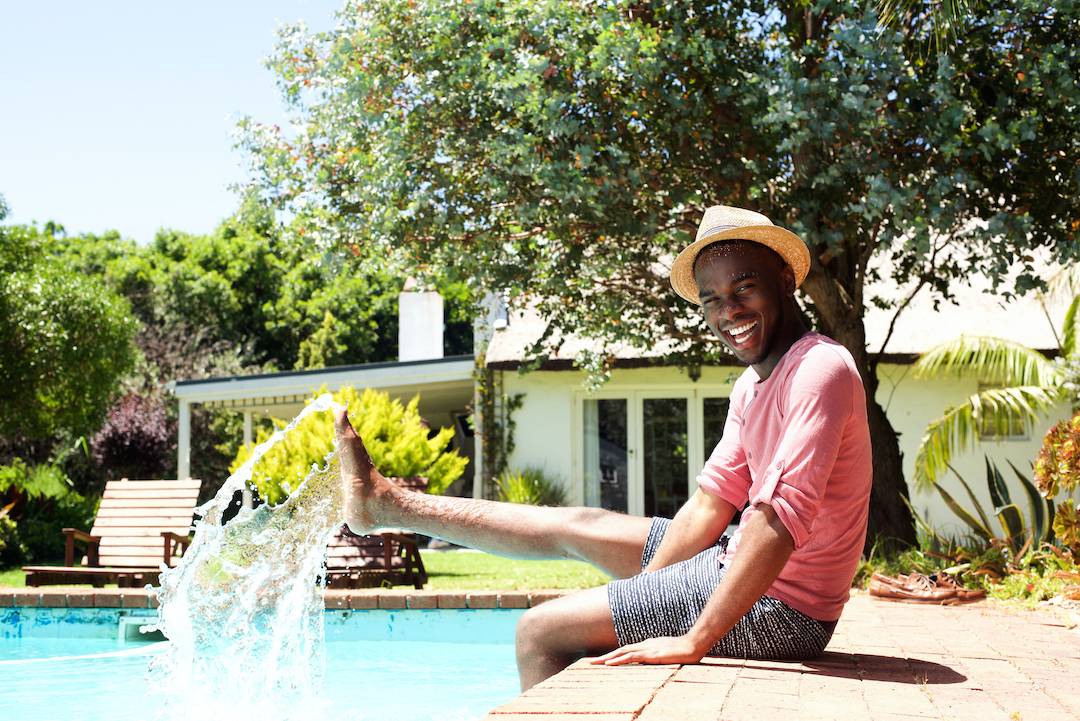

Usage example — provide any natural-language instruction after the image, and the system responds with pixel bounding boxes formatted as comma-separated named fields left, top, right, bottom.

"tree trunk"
left=800, top=272, right=917, bottom=552
left=864, top=398, right=917, bottom=553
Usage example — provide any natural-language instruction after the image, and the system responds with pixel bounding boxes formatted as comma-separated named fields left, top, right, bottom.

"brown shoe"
left=869, top=572, right=960, bottom=605
left=931, top=573, right=986, bottom=603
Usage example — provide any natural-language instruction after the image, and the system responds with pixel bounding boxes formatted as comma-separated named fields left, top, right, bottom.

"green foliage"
left=0, top=513, right=16, bottom=564
left=12, top=489, right=97, bottom=564
left=930, top=458, right=1055, bottom=556
left=0, top=460, right=71, bottom=503
left=0, top=230, right=138, bottom=440
left=231, top=386, right=468, bottom=504
left=912, top=295, right=1077, bottom=488
left=1035, top=411, right=1080, bottom=552
left=0, top=460, right=95, bottom=565
left=243, top=0, right=1080, bottom=360
left=242, top=0, right=1080, bottom=544
left=496, top=467, right=567, bottom=506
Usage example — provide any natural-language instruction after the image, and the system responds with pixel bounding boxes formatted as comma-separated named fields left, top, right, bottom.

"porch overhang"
left=168, top=355, right=476, bottom=480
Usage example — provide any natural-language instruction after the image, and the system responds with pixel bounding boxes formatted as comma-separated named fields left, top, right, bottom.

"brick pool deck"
left=484, top=592, right=1080, bottom=721
left=5, top=587, right=1078, bottom=720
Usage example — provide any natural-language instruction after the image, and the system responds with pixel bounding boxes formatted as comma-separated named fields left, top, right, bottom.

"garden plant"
left=230, top=386, right=468, bottom=505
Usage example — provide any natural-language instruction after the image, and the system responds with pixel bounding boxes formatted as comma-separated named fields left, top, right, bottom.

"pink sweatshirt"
left=696, top=332, right=872, bottom=622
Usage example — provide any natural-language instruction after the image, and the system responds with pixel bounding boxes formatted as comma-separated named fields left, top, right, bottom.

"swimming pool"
left=1, top=607, right=524, bottom=721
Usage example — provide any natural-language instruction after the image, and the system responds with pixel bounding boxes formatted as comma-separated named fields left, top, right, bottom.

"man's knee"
left=561, top=506, right=610, bottom=539
left=515, top=605, right=554, bottom=655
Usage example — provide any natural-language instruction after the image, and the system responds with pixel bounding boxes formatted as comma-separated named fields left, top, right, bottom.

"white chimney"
left=398, top=282, right=444, bottom=361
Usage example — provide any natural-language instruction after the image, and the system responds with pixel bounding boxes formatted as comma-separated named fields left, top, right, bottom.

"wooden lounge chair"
left=23, top=478, right=202, bottom=588
left=323, top=476, right=428, bottom=590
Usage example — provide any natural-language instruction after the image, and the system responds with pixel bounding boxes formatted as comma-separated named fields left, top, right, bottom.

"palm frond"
left=913, top=335, right=1062, bottom=388
left=913, top=385, right=1062, bottom=489
left=1044, top=265, right=1080, bottom=303
left=875, top=0, right=974, bottom=51
left=1063, top=294, right=1080, bottom=360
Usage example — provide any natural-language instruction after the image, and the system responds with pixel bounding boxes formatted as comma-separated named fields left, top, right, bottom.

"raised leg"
left=335, top=409, right=651, bottom=579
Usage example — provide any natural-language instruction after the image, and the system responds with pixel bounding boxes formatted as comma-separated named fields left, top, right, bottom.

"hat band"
left=699, top=223, right=742, bottom=238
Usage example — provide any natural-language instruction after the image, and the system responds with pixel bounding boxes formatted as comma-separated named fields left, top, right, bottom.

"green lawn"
left=0, top=567, right=24, bottom=588
left=0, top=551, right=611, bottom=591
left=420, top=550, right=611, bottom=590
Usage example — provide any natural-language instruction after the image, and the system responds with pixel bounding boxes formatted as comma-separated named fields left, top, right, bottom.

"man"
left=335, top=205, right=872, bottom=690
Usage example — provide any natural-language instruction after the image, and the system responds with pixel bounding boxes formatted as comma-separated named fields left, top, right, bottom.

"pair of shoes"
left=868, top=572, right=985, bottom=605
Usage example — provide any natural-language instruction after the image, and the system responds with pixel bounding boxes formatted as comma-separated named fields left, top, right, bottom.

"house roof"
left=168, top=355, right=475, bottom=418
left=485, top=266, right=1069, bottom=368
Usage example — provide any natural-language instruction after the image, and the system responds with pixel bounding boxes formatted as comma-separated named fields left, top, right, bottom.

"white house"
left=171, top=273, right=1070, bottom=535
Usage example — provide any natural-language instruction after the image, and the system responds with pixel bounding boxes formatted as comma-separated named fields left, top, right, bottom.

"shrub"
left=231, top=386, right=468, bottom=505
left=1035, top=410, right=1080, bottom=552
left=496, top=467, right=567, bottom=506
left=0, top=254, right=138, bottom=441
left=91, top=393, right=171, bottom=481
left=930, top=457, right=1054, bottom=557
left=0, top=460, right=96, bottom=564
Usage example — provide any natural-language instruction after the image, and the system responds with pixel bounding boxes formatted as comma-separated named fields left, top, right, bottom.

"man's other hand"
left=589, top=635, right=706, bottom=666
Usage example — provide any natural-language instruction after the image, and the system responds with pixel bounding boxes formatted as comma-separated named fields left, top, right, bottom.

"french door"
left=578, top=390, right=730, bottom=516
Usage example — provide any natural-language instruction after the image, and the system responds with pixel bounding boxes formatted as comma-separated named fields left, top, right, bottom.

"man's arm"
left=644, top=489, right=737, bottom=572
left=592, top=502, right=793, bottom=666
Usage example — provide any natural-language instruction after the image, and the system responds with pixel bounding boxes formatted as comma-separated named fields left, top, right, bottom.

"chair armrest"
left=161, top=531, right=192, bottom=566
left=379, top=531, right=419, bottom=547
left=160, top=531, right=192, bottom=547
left=62, top=528, right=101, bottom=566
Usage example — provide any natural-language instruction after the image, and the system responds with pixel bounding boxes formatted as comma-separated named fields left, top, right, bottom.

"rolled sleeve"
left=749, top=350, right=854, bottom=549
left=697, top=390, right=752, bottom=510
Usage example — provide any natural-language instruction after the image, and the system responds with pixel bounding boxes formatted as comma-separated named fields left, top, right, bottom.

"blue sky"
left=1, top=1, right=342, bottom=244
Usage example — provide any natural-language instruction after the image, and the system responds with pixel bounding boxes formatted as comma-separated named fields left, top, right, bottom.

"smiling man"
left=335, top=205, right=872, bottom=690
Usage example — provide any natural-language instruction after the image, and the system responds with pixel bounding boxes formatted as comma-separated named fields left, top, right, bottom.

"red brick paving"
left=486, top=592, right=1080, bottom=721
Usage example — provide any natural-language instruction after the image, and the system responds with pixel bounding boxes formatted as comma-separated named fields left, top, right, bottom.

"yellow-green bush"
left=231, top=386, right=468, bottom=504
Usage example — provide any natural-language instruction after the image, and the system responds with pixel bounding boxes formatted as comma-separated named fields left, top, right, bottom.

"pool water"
left=1, top=609, right=523, bottom=721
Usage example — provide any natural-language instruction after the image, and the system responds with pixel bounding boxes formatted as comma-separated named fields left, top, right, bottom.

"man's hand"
left=590, top=635, right=707, bottom=666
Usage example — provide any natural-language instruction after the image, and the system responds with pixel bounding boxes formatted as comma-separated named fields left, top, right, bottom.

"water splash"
left=150, top=394, right=345, bottom=721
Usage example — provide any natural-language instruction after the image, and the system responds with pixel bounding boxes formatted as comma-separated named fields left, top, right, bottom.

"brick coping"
left=1, top=587, right=568, bottom=610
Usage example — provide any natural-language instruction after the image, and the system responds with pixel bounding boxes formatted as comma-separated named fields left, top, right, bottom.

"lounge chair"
left=22, top=478, right=202, bottom=588
left=323, top=476, right=428, bottom=590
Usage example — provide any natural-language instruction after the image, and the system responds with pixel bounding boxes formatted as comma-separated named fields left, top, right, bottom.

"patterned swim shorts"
left=607, top=517, right=835, bottom=660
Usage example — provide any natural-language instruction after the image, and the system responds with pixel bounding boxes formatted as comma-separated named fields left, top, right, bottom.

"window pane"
left=703, top=397, right=730, bottom=459
left=583, top=399, right=628, bottom=512
left=643, top=398, right=688, bottom=519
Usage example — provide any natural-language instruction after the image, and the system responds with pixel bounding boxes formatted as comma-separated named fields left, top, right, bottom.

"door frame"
left=571, top=382, right=735, bottom=516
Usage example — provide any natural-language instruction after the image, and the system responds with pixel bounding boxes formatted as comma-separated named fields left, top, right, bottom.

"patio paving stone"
left=483, top=591, right=1080, bottom=720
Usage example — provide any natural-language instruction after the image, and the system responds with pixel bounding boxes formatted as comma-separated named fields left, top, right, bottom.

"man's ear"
left=781, top=266, right=796, bottom=296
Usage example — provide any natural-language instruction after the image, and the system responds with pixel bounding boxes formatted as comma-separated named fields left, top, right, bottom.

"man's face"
left=694, top=242, right=794, bottom=366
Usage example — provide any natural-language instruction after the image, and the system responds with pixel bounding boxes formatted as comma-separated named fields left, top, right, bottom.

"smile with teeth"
left=726, top=320, right=759, bottom=347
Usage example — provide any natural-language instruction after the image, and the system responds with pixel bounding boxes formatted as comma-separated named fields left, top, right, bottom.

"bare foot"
left=334, top=408, right=393, bottom=533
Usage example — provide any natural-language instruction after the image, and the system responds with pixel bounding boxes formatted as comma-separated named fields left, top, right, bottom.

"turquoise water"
left=1, top=608, right=523, bottom=721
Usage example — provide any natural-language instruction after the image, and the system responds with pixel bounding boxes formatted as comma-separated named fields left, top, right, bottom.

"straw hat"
left=669, top=205, right=810, bottom=305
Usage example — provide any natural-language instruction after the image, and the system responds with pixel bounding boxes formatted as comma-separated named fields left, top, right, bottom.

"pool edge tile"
left=67, top=591, right=95, bottom=608
left=13, top=590, right=42, bottom=607
left=39, top=592, right=69, bottom=608
left=497, top=593, right=529, bottom=609
left=437, top=592, right=468, bottom=609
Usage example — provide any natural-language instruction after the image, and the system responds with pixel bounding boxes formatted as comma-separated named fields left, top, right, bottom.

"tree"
left=0, top=225, right=138, bottom=442
left=241, top=0, right=1080, bottom=547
